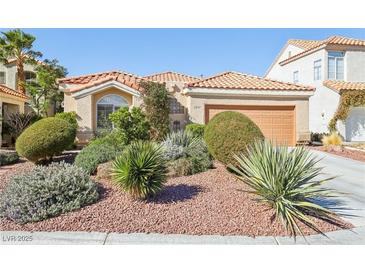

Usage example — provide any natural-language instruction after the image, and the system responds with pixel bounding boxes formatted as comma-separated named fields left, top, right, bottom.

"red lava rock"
left=309, top=145, right=365, bottom=162
left=0, top=160, right=351, bottom=236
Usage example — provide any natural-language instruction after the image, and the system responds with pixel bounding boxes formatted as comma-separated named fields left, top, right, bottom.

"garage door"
left=205, top=105, right=296, bottom=146
left=345, top=107, right=365, bottom=142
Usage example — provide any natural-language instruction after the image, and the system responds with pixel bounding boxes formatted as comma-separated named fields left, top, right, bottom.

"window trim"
left=293, top=70, right=299, bottom=83
left=327, top=51, right=345, bottom=80
left=313, top=59, right=322, bottom=81
left=96, top=94, right=129, bottom=129
left=0, top=71, right=5, bottom=85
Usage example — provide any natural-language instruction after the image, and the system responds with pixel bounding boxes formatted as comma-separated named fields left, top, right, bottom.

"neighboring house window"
left=15, top=71, right=37, bottom=87
left=173, top=121, right=181, bottom=132
left=293, top=71, right=299, bottom=83
left=169, top=97, right=184, bottom=114
left=96, top=94, right=128, bottom=128
left=0, top=71, right=5, bottom=84
left=313, top=59, right=322, bottom=80
left=328, top=51, right=344, bottom=80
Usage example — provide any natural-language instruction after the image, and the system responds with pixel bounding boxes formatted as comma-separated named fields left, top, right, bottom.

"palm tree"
left=0, top=29, right=42, bottom=94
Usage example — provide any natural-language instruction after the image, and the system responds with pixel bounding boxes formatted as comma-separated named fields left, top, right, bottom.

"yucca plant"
left=111, top=141, right=167, bottom=199
left=230, top=141, right=342, bottom=238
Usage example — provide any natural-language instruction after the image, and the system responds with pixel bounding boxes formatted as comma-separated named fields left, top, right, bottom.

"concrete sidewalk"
left=1, top=226, right=364, bottom=245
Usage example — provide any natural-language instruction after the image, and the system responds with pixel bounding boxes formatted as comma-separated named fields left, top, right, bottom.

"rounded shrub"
left=0, top=162, right=99, bottom=224
left=111, top=141, right=167, bottom=199
left=204, top=111, right=264, bottom=165
left=15, top=117, right=76, bottom=163
left=74, top=142, right=121, bottom=175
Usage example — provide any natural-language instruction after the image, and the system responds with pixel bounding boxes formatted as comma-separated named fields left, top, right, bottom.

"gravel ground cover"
left=309, top=146, right=365, bottom=162
left=0, top=158, right=351, bottom=236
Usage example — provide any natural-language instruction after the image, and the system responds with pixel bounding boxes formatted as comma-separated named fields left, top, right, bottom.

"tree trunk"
left=16, top=59, right=26, bottom=94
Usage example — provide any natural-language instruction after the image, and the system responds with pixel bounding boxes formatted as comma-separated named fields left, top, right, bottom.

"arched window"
left=96, top=94, right=128, bottom=128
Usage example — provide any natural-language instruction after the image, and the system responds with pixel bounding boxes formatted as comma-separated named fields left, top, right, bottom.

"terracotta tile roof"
left=0, top=84, right=28, bottom=99
left=324, top=80, right=365, bottom=93
left=187, top=71, right=314, bottom=91
left=59, top=71, right=144, bottom=92
left=280, top=36, right=365, bottom=65
left=288, top=39, right=323, bottom=50
left=144, top=71, right=200, bottom=83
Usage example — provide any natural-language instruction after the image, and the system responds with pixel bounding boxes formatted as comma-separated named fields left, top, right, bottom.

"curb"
left=1, top=226, right=364, bottom=245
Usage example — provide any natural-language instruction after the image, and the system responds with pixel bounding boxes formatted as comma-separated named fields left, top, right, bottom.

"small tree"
left=140, top=81, right=170, bottom=141
left=27, top=59, right=67, bottom=116
left=0, top=29, right=42, bottom=94
left=109, top=107, right=151, bottom=145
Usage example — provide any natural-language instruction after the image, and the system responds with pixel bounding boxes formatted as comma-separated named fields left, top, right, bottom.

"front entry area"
left=205, top=104, right=296, bottom=146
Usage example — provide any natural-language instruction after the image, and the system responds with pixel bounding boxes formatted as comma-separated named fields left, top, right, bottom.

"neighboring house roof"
left=144, top=71, right=200, bottom=83
left=0, top=84, right=28, bottom=99
left=323, top=80, right=365, bottom=93
left=187, top=71, right=315, bottom=91
left=280, top=36, right=365, bottom=65
left=288, top=39, right=323, bottom=50
left=58, top=71, right=144, bottom=92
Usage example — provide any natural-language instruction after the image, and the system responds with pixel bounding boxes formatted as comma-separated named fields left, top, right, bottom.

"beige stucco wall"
left=186, top=93, right=310, bottom=142
left=63, top=87, right=135, bottom=143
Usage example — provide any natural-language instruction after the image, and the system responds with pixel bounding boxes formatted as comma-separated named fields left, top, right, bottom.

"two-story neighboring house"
left=0, top=59, right=35, bottom=146
left=265, top=36, right=365, bottom=142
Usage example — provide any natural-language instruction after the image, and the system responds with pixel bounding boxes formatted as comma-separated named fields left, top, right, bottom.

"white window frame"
left=96, top=94, right=129, bottom=129
left=313, top=59, right=322, bottom=81
left=0, top=71, right=6, bottom=85
left=293, top=70, right=299, bottom=83
left=328, top=51, right=345, bottom=80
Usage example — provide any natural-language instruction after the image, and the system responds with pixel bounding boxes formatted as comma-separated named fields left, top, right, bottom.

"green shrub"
left=89, top=130, right=125, bottom=151
left=185, top=123, right=205, bottom=138
left=230, top=141, right=341, bottom=238
left=109, top=107, right=151, bottom=144
left=204, top=111, right=264, bottom=165
left=162, top=131, right=212, bottom=176
left=0, top=151, right=19, bottom=166
left=15, top=117, right=76, bottom=163
left=74, top=142, right=121, bottom=175
left=55, top=111, right=78, bottom=129
left=0, top=162, right=99, bottom=224
left=111, top=141, right=167, bottom=199
left=140, top=81, right=170, bottom=141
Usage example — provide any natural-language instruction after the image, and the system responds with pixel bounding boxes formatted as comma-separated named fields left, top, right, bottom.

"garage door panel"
left=205, top=105, right=295, bottom=146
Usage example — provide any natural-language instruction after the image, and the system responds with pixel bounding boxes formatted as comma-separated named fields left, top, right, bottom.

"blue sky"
left=1, top=28, right=364, bottom=78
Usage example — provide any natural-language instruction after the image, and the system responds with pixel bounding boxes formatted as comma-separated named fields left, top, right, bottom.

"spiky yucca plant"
left=111, top=141, right=167, bottom=199
left=230, top=141, right=342, bottom=238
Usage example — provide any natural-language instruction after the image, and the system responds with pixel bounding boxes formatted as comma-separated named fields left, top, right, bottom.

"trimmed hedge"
left=15, top=117, right=76, bottom=163
left=204, top=111, right=264, bottom=165
left=185, top=124, right=205, bottom=138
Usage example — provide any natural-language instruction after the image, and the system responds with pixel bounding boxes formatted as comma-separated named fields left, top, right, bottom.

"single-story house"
left=0, top=84, right=28, bottom=146
left=59, top=70, right=315, bottom=146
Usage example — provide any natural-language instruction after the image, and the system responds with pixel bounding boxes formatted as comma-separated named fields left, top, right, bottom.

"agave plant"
left=230, top=141, right=342, bottom=238
left=111, top=141, right=167, bottom=199
left=161, top=130, right=201, bottom=160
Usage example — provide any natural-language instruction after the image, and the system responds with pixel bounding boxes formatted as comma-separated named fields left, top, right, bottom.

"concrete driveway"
left=309, top=149, right=365, bottom=227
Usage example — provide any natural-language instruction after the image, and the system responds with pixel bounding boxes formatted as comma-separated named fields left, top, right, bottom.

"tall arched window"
left=96, top=94, right=128, bottom=128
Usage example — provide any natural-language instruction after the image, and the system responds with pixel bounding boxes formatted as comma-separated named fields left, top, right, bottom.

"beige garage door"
left=205, top=105, right=296, bottom=146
